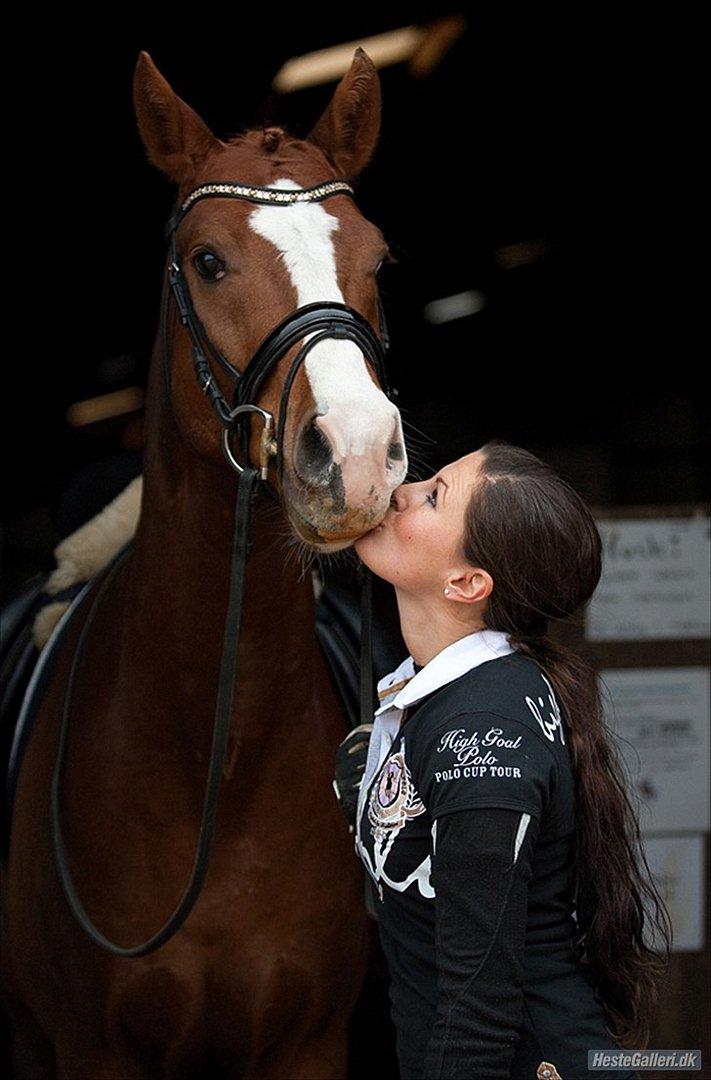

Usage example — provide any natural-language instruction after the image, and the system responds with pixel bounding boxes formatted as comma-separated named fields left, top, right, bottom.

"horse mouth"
left=286, top=499, right=386, bottom=551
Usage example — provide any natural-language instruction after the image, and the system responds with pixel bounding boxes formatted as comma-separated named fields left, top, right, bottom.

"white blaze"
left=249, top=178, right=399, bottom=458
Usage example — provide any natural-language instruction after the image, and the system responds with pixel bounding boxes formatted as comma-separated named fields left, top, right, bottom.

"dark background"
left=1, top=9, right=707, bottom=1077
left=3, top=6, right=706, bottom=597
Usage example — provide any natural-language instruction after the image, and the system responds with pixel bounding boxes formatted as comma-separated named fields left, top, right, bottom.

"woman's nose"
left=390, top=484, right=413, bottom=511
left=390, top=487, right=406, bottom=511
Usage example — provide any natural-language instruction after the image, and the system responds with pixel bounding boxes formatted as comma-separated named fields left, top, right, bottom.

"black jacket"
left=355, top=649, right=637, bottom=1080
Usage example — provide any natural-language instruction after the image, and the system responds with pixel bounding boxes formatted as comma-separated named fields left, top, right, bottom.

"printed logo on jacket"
left=434, top=725, right=525, bottom=783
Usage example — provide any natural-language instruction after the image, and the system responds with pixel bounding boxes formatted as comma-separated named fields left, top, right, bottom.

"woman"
left=334, top=440, right=670, bottom=1080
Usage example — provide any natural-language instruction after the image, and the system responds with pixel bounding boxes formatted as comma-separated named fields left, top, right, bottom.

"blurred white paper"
left=642, top=835, right=705, bottom=952
left=587, top=518, right=710, bottom=641
left=599, top=667, right=710, bottom=832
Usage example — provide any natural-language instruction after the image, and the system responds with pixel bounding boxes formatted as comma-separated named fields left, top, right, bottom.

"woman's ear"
left=444, top=568, right=493, bottom=604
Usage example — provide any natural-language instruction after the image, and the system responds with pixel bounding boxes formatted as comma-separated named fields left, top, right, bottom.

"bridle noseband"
left=52, top=177, right=393, bottom=957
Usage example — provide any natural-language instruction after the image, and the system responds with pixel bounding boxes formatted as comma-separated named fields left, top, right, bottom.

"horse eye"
left=193, top=250, right=226, bottom=281
left=375, top=251, right=397, bottom=276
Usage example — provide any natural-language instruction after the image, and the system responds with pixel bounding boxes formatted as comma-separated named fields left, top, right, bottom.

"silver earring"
left=443, top=588, right=450, bottom=595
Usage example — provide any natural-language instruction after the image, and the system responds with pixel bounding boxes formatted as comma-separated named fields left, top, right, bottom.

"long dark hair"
left=463, top=439, right=671, bottom=1048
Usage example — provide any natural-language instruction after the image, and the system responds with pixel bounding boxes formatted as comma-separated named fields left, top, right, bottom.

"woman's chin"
left=354, top=522, right=385, bottom=556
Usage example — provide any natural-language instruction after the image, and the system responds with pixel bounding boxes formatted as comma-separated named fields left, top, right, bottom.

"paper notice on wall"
left=599, top=667, right=710, bottom=832
left=642, top=835, right=705, bottom=952
left=586, top=518, right=710, bottom=641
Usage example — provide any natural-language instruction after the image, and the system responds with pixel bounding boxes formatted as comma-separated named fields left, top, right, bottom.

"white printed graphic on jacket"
left=356, top=735, right=434, bottom=900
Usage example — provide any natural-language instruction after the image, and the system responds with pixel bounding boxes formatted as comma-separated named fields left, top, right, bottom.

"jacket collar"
left=374, top=629, right=515, bottom=715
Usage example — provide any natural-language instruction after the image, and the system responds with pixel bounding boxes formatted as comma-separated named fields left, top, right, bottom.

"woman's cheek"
left=393, top=516, right=425, bottom=548
left=393, top=516, right=418, bottom=545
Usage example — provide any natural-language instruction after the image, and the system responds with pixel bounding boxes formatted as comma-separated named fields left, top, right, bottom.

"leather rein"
left=50, top=178, right=392, bottom=956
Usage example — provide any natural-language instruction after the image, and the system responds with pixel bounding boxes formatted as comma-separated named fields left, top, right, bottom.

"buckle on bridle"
left=222, top=405, right=277, bottom=480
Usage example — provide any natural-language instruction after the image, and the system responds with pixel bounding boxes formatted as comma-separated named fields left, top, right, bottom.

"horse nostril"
left=295, top=418, right=333, bottom=484
left=387, top=441, right=404, bottom=462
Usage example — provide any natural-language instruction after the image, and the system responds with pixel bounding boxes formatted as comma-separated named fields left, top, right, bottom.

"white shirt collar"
left=374, top=628, right=515, bottom=715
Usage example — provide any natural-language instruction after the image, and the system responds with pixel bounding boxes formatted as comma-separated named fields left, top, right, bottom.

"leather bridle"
left=165, top=179, right=392, bottom=481
left=51, top=178, right=393, bottom=956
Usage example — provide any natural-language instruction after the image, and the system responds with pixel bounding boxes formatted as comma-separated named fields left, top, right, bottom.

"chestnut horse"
left=1, top=49, right=407, bottom=1078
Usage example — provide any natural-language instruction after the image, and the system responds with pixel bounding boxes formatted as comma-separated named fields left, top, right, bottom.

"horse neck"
left=122, top=322, right=317, bottom=755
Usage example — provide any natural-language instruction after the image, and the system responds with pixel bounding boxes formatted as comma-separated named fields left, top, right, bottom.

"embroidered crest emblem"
left=536, top=1062, right=562, bottom=1080
left=367, top=750, right=425, bottom=842
left=355, top=736, right=433, bottom=900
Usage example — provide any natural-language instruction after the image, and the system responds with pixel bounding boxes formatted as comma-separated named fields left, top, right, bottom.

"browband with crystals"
left=165, top=179, right=355, bottom=237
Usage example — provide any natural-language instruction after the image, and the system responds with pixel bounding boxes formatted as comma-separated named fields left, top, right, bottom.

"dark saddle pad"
left=0, top=554, right=402, bottom=857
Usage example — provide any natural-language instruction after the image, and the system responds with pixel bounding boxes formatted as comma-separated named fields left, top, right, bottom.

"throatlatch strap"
left=50, top=467, right=261, bottom=957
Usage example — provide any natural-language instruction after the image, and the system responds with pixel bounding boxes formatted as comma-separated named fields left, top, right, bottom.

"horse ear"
left=133, top=51, right=222, bottom=185
left=306, top=48, right=381, bottom=180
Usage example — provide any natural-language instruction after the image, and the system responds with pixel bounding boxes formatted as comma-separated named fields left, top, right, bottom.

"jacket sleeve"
left=421, top=805, right=539, bottom=1080
left=409, top=710, right=558, bottom=821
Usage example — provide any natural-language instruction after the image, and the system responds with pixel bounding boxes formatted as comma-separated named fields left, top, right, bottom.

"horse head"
left=134, top=50, right=407, bottom=552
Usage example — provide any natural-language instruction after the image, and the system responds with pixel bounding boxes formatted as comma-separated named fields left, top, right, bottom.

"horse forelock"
left=193, top=128, right=339, bottom=188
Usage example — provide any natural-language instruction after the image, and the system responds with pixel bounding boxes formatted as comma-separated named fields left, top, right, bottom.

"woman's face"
left=354, top=450, right=485, bottom=595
